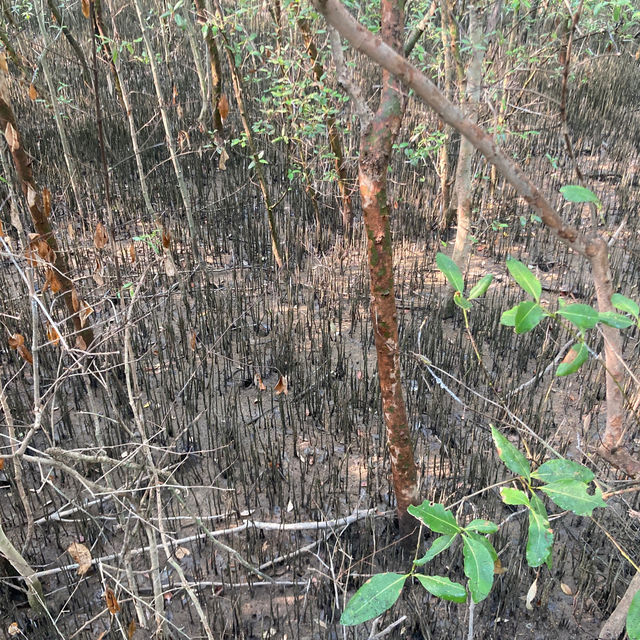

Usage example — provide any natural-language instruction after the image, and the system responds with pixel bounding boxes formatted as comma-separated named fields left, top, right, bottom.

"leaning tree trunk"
left=358, top=0, right=419, bottom=535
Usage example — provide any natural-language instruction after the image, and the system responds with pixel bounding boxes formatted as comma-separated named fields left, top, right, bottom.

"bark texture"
left=358, top=0, right=419, bottom=534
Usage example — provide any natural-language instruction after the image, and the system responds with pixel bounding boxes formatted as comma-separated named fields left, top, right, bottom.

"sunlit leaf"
left=560, top=185, right=601, bottom=209
left=491, top=425, right=531, bottom=480
left=414, top=534, right=456, bottom=566
left=539, top=479, right=607, bottom=516
left=532, top=459, right=594, bottom=484
left=274, top=375, right=288, bottom=395
left=436, top=252, right=464, bottom=293
left=556, top=343, right=589, bottom=377
left=515, top=301, right=545, bottom=334
left=415, top=575, right=466, bottom=603
left=462, top=534, right=494, bottom=603
left=611, top=293, right=639, bottom=320
left=468, top=274, right=493, bottom=300
left=557, top=304, right=599, bottom=331
left=500, top=304, right=518, bottom=327
left=340, top=573, right=407, bottom=625
left=526, top=504, right=553, bottom=567
left=500, top=487, right=530, bottom=506
left=506, top=258, right=541, bottom=301
left=408, top=501, right=460, bottom=535
left=627, top=590, right=640, bottom=640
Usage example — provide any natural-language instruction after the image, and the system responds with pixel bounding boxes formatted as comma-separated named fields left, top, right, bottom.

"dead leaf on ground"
left=560, top=582, right=573, bottom=596
left=162, top=228, right=171, bottom=249
left=254, top=374, right=266, bottom=391
left=26, top=183, right=37, bottom=209
left=8, top=333, right=33, bottom=364
left=0, top=458, right=4, bottom=471
left=0, top=220, right=4, bottom=237
left=71, top=288, right=80, bottom=313
left=189, top=331, right=197, bottom=351
left=93, top=257, right=104, bottom=286
left=76, top=335, right=88, bottom=351
left=81, top=0, right=90, bottom=19
left=4, top=121, right=19, bottom=152
left=175, top=546, right=191, bottom=560
left=164, top=255, right=176, bottom=278
left=28, top=84, right=38, bottom=101
left=274, top=375, right=288, bottom=396
left=525, top=577, right=537, bottom=611
left=79, top=301, right=93, bottom=328
left=129, top=242, right=136, bottom=263
left=7, top=622, right=19, bottom=637
left=105, top=587, right=120, bottom=614
left=127, top=620, right=136, bottom=639
left=67, top=541, right=92, bottom=575
left=0, top=53, right=8, bottom=73
left=94, top=222, right=108, bottom=249
left=494, top=557, right=507, bottom=575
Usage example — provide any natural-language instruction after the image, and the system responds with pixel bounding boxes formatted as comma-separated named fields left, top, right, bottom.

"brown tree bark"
left=312, top=0, right=640, bottom=478
left=358, top=0, right=419, bottom=535
left=0, top=76, right=93, bottom=349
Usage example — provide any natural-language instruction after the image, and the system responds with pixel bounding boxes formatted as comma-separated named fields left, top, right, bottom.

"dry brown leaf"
left=7, top=622, right=20, bottom=637
left=127, top=619, right=136, bottom=639
left=162, top=228, right=171, bottom=249
left=37, top=239, right=55, bottom=263
left=94, top=222, right=108, bottom=249
left=46, top=322, right=61, bottom=347
left=26, top=184, right=37, bottom=209
left=218, top=146, right=229, bottom=171
left=8, top=333, right=25, bottom=349
left=164, top=255, right=176, bottom=278
left=79, top=301, right=93, bottom=328
left=18, top=344, right=32, bottom=364
left=128, top=242, right=136, bottom=263
left=561, top=348, right=578, bottom=366
left=172, top=84, right=178, bottom=105
left=525, top=577, right=537, bottom=611
left=254, top=374, right=266, bottom=391
left=81, top=0, right=90, bottom=19
left=76, top=335, right=87, bottom=351
left=28, top=84, right=38, bottom=101
left=218, top=94, right=229, bottom=121
left=177, top=129, right=190, bottom=152
left=68, top=541, right=92, bottom=575
left=0, top=220, right=4, bottom=237
left=560, top=582, right=573, bottom=596
left=274, top=375, right=288, bottom=396
left=105, top=587, right=120, bottom=614
left=0, top=458, right=4, bottom=471
left=493, top=557, right=507, bottom=575
left=175, top=546, right=191, bottom=560
left=4, top=122, right=18, bottom=152
left=93, top=257, right=104, bottom=286
left=42, top=187, right=51, bottom=218
left=71, top=288, right=80, bottom=313
left=189, top=331, right=197, bottom=351
left=0, top=53, right=8, bottom=73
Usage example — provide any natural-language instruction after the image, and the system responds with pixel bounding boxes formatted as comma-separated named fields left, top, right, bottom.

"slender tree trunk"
left=451, top=3, right=485, bottom=269
left=358, top=0, right=419, bottom=535
left=133, top=0, right=200, bottom=261
left=297, top=16, right=353, bottom=241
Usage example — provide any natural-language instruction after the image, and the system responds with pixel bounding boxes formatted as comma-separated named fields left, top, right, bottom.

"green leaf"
left=466, top=531, right=498, bottom=562
left=491, top=425, right=531, bottom=480
left=560, top=185, right=602, bottom=209
left=408, top=502, right=461, bottom=535
left=598, top=311, right=635, bottom=329
left=500, top=304, right=518, bottom=327
left=465, top=519, right=499, bottom=534
left=532, top=459, right=594, bottom=484
left=340, top=573, right=407, bottom=625
left=611, top=293, right=639, bottom=320
left=415, top=575, right=467, bottom=603
left=436, top=252, right=464, bottom=293
left=462, top=534, right=495, bottom=603
left=515, top=301, right=545, bottom=334
left=454, top=291, right=472, bottom=310
left=526, top=504, right=553, bottom=567
left=539, top=479, right=607, bottom=516
left=500, top=487, right=530, bottom=506
left=627, top=590, right=640, bottom=640
left=414, top=534, right=456, bottom=566
left=557, top=304, right=599, bottom=331
left=468, top=274, right=493, bottom=300
left=556, top=343, right=589, bottom=377
left=506, top=258, right=541, bottom=301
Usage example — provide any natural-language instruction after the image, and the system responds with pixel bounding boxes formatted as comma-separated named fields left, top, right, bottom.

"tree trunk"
left=358, top=0, right=419, bottom=535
